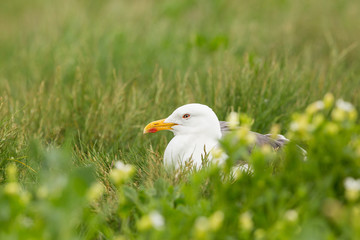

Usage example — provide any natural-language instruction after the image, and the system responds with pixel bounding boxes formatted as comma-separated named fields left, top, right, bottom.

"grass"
left=0, top=0, right=360, bottom=239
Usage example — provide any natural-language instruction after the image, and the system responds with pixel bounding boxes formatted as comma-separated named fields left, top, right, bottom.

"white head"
left=144, top=103, right=222, bottom=139
left=165, top=104, right=221, bottom=137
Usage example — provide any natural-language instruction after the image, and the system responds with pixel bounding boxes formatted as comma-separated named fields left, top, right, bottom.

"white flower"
left=306, top=101, right=324, bottom=115
left=344, top=177, right=360, bottom=201
left=115, top=161, right=132, bottom=171
left=314, top=101, right=325, bottom=109
left=284, top=209, right=298, bottom=222
left=290, top=122, right=299, bottom=131
left=332, top=99, right=357, bottom=121
left=336, top=99, right=354, bottom=112
left=344, top=177, right=360, bottom=191
left=110, top=161, right=135, bottom=184
left=149, top=211, right=165, bottom=230
left=137, top=211, right=165, bottom=231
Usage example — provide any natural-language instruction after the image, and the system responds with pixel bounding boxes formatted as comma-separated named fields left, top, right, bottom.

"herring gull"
left=143, top=103, right=290, bottom=169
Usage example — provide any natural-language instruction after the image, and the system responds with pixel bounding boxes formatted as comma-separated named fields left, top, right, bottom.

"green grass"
left=0, top=0, right=360, bottom=239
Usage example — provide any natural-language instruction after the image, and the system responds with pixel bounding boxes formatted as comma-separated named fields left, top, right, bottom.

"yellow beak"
left=143, top=119, right=178, bottom=134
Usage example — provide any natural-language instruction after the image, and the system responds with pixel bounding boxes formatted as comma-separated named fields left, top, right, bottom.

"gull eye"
left=182, top=114, right=191, bottom=119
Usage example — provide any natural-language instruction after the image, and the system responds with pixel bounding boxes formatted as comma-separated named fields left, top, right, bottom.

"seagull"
left=143, top=103, right=290, bottom=169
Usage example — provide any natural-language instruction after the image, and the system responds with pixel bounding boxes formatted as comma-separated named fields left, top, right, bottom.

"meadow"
left=1, top=0, right=360, bottom=239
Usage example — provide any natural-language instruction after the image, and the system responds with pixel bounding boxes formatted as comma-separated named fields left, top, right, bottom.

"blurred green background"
left=1, top=0, right=359, bottom=179
left=1, top=0, right=360, bottom=177
left=1, top=0, right=360, bottom=239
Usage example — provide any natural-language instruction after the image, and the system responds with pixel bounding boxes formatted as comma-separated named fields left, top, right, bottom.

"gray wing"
left=219, top=121, right=289, bottom=150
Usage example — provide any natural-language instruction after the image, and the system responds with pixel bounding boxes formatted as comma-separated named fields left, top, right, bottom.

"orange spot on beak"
left=143, top=119, right=177, bottom=134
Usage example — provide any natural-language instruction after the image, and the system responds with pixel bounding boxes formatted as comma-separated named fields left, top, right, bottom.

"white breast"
left=164, top=134, right=220, bottom=169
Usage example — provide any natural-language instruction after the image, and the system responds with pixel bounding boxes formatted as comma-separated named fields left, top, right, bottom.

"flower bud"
left=239, top=212, right=253, bottom=231
left=332, top=108, right=346, bottom=122
left=323, top=93, right=334, bottom=109
left=6, top=163, right=17, bottom=182
left=270, top=124, right=281, bottom=139
left=306, top=101, right=324, bottom=115
left=87, top=182, right=104, bottom=201
left=194, top=216, right=210, bottom=239
left=209, top=211, right=224, bottom=231
left=227, top=112, right=240, bottom=129
left=4, top=182, right=20, bottom=196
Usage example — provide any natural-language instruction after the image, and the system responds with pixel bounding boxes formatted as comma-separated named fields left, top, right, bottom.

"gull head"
left=144, top=103, right=222, bottom=138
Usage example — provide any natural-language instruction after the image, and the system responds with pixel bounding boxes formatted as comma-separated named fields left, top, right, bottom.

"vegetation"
left=0, top=0, right=359, bottom=239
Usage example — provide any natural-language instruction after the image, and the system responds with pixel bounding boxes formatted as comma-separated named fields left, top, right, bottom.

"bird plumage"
left=144, top=103, right=292, bottom=169
left=162, top=104, right=222, bottom=168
